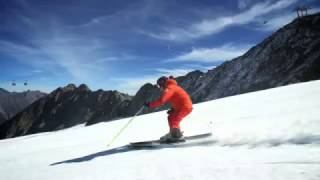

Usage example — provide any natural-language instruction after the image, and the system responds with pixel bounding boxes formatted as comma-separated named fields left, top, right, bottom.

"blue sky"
left=0, top=0, right=319, bottom=95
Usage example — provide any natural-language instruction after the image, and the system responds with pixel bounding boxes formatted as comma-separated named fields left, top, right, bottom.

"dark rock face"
left=85, top=90, right=132, bottom=125
left=0, top=88, right=46, bottom=124
left=0, top=111, right=6, bottom=124
left=0, top=84, right=132, bottom=139
left=0, top=13, right=319, bottom=139
left=127, top=83, right=161, bottom=116
left=174, top=70, right=206, bottom=103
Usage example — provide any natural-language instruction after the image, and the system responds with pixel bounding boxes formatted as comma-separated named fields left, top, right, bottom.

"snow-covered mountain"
left=0, top=80, right=319, bottom=180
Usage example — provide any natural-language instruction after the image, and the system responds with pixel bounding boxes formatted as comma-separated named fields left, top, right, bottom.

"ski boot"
left=160, top=128, right=185, bottom=143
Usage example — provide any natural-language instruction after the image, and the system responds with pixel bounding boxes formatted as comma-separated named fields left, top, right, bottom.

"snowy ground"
left=1, top=80, right=320, bottom=180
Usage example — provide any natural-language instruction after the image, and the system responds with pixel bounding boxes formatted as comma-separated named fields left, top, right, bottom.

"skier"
left=145, top=76, right=193, bottom=143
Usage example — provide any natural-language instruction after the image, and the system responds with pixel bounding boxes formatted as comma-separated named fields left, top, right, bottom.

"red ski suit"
left=149, top=79, right=193, bottom=129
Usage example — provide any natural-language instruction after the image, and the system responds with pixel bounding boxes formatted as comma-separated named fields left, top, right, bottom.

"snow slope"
left=1, top=80, right=320, bottom=180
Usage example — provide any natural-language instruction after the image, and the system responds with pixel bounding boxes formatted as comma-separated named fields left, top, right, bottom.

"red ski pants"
left=167, top=108, right=192, bottom=129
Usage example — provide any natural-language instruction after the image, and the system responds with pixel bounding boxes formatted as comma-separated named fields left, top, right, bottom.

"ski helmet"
left=156, top=76, right=168, bottom=88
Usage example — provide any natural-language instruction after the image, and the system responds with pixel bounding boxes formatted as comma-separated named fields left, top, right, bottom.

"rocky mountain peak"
left=78, top=84, right=91, bottom=92
left=62, top=84, right=77, bottom=92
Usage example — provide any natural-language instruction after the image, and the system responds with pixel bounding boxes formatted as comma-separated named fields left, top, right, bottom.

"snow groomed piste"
left=0, top=80, right=320, bottom=180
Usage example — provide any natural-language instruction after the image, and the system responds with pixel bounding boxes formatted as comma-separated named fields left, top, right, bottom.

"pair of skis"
left=128, top=132, right=213, bottom=148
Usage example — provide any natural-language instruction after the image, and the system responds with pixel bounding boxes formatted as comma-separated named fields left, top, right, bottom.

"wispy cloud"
left=112, top=65, right=214, bottom=95
left=111, top=76, right=158, bottom=95
left=155, top=68, right=194, bottom=77
left=95, top=57, right=119, bottom=63
left=169, top=44, right=252, bottom=63
left=145, top=0, right=297, bottom=41
left=32, top=69, right=43, bottom=73
left=238, top=0, right=251, bottom=10
left=80, top=15, right=111, bottom=28
left=38, top=37, right=107, bottom=81
left=182, top=64, right=217, bottom=71
left=0, top=40, right=59, bottom=71
left=0, top=40, right=40, bottom=56
left=0, top=31, right=114, bottom=82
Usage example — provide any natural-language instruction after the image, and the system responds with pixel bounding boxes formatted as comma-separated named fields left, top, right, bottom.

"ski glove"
left=144, top=101, right=150, bottom=108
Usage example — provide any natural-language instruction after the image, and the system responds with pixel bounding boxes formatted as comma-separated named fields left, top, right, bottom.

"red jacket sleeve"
left=149, top=89, right=174, bottom=108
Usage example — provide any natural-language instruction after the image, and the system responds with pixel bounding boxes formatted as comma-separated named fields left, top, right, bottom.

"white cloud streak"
left=32, top=69, right=43, bottom=73
left=238, top=0, right=251, bottom=10
left=0, top=40, right=59, bottom=71
left=155, top=68, right=194, bottom=77
left=112, top=76, right=158, bottom=95
left=169, top=44, right=253, bottom=63
left=112, top=65, right=214, bottom=95
left=38, top=37, right=107, bottom=81
left=0, top=40, right=40, bottom=56
left=0, top=32, right=113, bottom=82
left=80, top=15, right=110, bottom=27
left=146, top=0, right=297, bottom=41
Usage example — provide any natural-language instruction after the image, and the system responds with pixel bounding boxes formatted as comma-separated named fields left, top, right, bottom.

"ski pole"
left=106, top=105, right=145, bottom=147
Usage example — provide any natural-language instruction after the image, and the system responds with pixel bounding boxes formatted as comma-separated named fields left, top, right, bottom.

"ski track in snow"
left=1, top=80, right=320, bottom=180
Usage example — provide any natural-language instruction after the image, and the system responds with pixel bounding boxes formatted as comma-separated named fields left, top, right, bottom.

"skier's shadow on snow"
left=50, top=145, right=136, bottom=166
left=50, top=140, right=216, bottom=166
